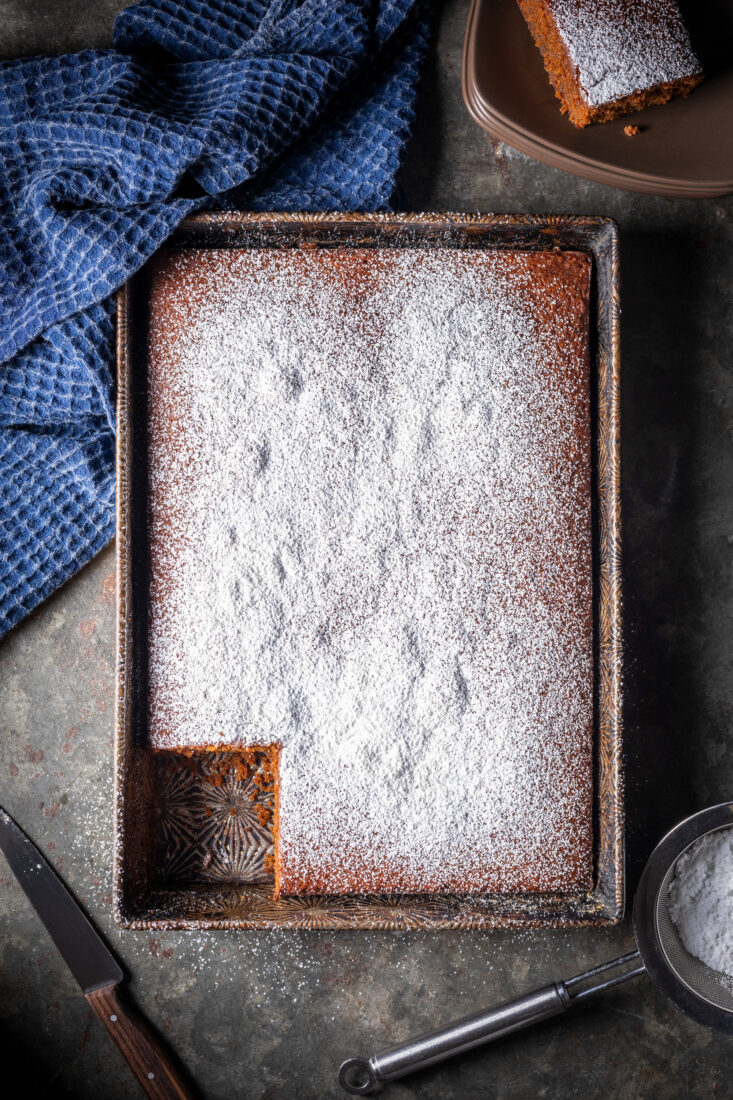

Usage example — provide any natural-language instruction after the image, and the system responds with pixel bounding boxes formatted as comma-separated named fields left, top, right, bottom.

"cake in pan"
left=145, top=244, right=594, bottom=897
left=516, top=0, right=703, bottom=127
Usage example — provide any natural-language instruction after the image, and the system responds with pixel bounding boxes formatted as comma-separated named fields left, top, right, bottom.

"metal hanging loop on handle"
left=338, top=951, right=645, bottom=1095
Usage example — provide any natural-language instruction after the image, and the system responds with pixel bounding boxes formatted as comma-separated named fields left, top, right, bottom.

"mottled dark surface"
left=1, top=1, right=732, bottom=1097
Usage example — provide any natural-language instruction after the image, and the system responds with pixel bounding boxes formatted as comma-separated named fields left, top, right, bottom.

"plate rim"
left=462, top=0, right=733, bottom=198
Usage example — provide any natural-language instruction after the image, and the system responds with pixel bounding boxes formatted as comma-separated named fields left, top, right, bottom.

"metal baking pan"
left=114, top=212, right=622, bottom=929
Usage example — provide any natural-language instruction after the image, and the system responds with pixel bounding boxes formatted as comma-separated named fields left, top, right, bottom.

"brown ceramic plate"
left=114, top=212, right=623, bottom=930
left=463, top=0, right=733, bottom=196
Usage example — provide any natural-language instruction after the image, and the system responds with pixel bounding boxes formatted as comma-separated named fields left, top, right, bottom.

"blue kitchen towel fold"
left=0, top=0, right=433, bottom=637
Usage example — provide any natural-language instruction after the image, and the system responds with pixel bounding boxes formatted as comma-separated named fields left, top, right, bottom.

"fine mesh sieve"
left=654, top=835, right=733, bottom=1014
left=339, top=802, right=733, bottom=1095
left=633, top=802, right=733, bottom=1034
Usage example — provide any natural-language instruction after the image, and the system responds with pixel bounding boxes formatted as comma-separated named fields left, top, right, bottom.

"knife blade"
left=0, top=805, right=197, bottom=1100
left=0, top=806, right=122, bottom=992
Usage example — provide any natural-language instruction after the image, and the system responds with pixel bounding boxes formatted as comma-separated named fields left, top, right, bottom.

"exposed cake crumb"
left=145, top=245, right=594, bottom=895
left=623, top=124, right=641, bottom=136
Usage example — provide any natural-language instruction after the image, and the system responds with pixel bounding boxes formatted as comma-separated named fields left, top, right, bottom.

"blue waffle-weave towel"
left=0, top=0, right=433, bottom=637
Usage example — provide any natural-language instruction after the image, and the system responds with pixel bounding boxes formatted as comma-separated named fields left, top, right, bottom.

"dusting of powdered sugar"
left=669, top=827, right=733, bottom=986
left=550, top=0, right=701, bottom=107
left=146, top=245, right=593, bottom=894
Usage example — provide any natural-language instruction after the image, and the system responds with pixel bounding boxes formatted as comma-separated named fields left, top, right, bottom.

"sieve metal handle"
left=338, top=951, right=645, bottom=1095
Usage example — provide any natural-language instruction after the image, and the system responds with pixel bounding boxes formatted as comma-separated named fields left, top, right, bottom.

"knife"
left=0, top=805, right=198, bottom=1100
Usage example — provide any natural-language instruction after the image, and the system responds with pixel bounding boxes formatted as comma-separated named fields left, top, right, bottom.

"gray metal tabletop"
left=1, top=2, right=732, bottom=1097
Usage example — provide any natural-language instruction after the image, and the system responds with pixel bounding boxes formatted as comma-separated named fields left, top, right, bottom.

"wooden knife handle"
left=86, top=983, right=198, bottom=1100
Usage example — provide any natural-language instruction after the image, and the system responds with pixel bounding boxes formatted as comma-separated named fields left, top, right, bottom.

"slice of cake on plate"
left=517, top=0, right=703, bottom=127
left=145, top=244, right=594, bottom=897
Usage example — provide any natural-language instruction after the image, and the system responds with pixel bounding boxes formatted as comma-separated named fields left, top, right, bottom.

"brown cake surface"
left=517, top=0, right=703, bottom=127
left=145, top=244, right=594, bottom=896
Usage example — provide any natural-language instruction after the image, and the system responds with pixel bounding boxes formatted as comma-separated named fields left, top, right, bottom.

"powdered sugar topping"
left=669, top=826, right=733, bottom=985
left=146, top=246, right=593, bottom=893
left=551, top=0, right=701, bottom=107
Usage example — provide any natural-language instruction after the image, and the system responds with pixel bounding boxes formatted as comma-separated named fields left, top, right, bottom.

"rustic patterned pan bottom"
left=153, top=751, right=275, bottom=887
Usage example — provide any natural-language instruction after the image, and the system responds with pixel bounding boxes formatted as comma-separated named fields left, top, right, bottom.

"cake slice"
left=517, top=0, right=703, bottom=127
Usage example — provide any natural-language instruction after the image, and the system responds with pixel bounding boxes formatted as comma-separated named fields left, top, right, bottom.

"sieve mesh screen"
left=655, top=831, right=733, bottom=1014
